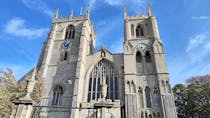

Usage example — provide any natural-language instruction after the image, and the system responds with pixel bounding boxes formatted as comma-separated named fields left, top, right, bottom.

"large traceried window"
left=52, top=85, right=63, bottom=106
left=65, top=25, right=75, bottom=39
left=88, top=59, right=119, bottom=102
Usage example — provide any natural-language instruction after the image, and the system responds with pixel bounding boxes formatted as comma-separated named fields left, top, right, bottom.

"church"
left=11, top=4, right=177, bottom=118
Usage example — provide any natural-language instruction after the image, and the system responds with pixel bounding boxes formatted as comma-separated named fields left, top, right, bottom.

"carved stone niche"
left=154, top=87, right=159, bottom=94
left=101, top=50, right=106, bottom=58
left=127, top=81, right=130, bottom=85
left=138, top=87, right=142, bottom=93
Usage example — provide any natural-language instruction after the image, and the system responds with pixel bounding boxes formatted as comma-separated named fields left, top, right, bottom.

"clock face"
left=63, top=40, right=71, bottom=48
left=140, top=44, right=146, bottom=50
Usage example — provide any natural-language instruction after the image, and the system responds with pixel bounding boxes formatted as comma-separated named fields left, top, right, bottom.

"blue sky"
left=0, top=0, right=210, bottom=86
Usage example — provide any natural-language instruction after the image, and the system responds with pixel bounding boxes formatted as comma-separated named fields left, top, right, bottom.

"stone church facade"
left=11, top=4, right=177, bottom=118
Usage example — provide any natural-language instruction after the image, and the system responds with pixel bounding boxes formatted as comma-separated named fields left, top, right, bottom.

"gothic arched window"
left=136, top=51, right=142, bottom=63
left=145, top=51, right=152, bottom=63
left=145, top=87, right=152, bottom=108
left=87, top=59, right=119, bottom=102
left=65, top=25, right=75, bottom=39
left=136, top=25, right=144, bottom=37
left=52, top=85, right=63, bottom=106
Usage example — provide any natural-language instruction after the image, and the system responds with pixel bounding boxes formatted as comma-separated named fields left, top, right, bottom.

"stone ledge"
left=12, top=100, right=33, bottom=105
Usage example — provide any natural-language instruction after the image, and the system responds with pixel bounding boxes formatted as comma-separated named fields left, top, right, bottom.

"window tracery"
left=65, top=25, right=75, bottom=39
left=87, top=59, right=119, bottom=102
left=136, top=25, right=144, bottom=37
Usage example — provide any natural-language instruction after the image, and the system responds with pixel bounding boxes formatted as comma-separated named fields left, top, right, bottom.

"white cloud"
left=186, top=33, right=207, bottom=52
left=104, top=0, right=122, bottom=6
left=186, top=32, right=210, bottom=62
left=192, top=16, right=209, bottom=20
left=22, top=0, right=53, bottom=17
left=4, top=18, right=49, bottom=39
left=89, top=0, right=96, bottom=7
left=168, top=32, right=210, bottom=85
left=204, top=41, right=210, bottom=49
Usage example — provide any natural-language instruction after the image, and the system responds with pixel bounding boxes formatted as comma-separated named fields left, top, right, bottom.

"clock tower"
left=123, top=4, right=177, bottom=118
left=36, top=6, right=96, bottom=117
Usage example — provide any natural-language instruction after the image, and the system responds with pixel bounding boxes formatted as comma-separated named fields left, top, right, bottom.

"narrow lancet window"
left=65, top=31, right=69, bottom=39
left=88, top=78, right=92, bottom=101
left=52, top=85, right=63, bottom=106
left=145, top=87, right=152, bottom=108
left=145, top=51, right=152, bottom=62
left=136, top=51, right=142, bottom=63
left=64, top=52, right=68, bottom=60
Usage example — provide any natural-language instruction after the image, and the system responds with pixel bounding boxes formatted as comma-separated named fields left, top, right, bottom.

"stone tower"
left=35, top=6, right=97, bottom=117
left=123, top=4, right=176, bottom=118
left=11, top=4, right=177, bottom=118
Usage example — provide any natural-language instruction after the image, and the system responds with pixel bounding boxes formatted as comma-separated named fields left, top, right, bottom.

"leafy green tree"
left=173, top=75, right=210, bottom=118
left=185, top=86, right=199, bottom=118
left=193, top=83, right=210, bottom=118
left=173, top=84, right=187, bottom=118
